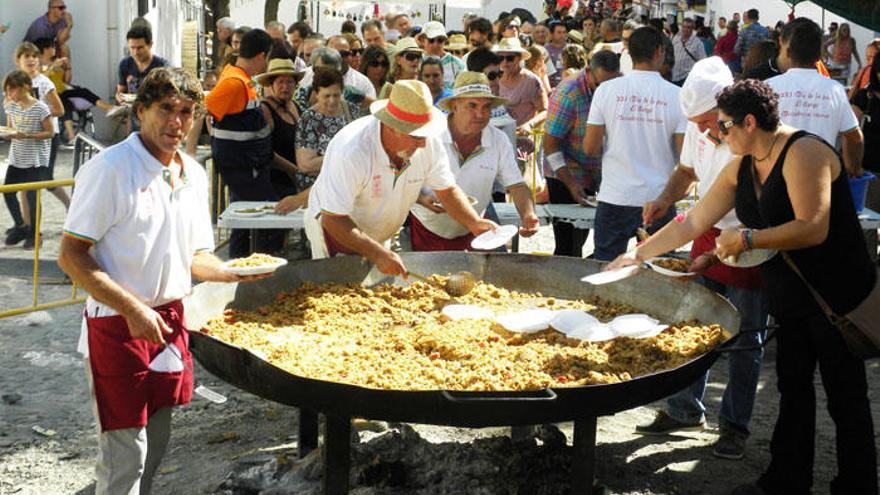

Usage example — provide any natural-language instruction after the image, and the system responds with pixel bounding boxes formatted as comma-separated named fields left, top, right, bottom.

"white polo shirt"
left=411, top=123, right=525, bottom=239
left=64, top=133, right=215, bottom=356
left=307, top=116, right=456, bottom=244
left=679, top=122, right=739, bottom=230
left=298, top=66, right=377, bottom=99
left=767, top=68, right=859, bottom=145
left=587, top=70, right=687, bottom=207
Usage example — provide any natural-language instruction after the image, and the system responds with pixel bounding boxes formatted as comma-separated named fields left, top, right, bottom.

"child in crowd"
left=2, top=70, right=54, bottom=248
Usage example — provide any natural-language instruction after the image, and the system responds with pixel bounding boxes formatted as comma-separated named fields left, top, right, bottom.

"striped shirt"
left=5, top=100, right=51, bottom=169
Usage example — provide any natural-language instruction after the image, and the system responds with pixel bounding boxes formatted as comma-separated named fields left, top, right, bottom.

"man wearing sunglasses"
left=637, top=57, right=769, bottom=462
left=422, top=21, right=466, bottom=91
left=25, top=0, right=73, bottom=48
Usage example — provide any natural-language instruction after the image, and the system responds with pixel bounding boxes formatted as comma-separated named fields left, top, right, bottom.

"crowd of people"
left=1, top=1, right=877, bottom=494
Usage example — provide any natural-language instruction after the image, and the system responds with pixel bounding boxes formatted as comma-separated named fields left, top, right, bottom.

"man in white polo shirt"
left=409, top=72, right=539, bottom=250
left=767, top=17, right=864, bottom=176
left=422, top=21, right=466, bottom=91
left=58, top=68, right=271, bottom=494
left=637, top=57, right=770, bottom=462
left=583, top=26, right=687, bottom=261
left=305, top=79, right=497, bottom=275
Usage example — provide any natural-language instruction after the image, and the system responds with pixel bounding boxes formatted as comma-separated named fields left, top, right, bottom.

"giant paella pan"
left=184, top=253, right=746, bottom=494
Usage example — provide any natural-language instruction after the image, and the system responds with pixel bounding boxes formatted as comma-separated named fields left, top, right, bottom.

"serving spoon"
left=406, top=271, right=476, bottom=297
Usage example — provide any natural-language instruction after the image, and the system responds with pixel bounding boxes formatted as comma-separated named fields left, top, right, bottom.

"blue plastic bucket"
left=849, top=172, right=876, bottom=213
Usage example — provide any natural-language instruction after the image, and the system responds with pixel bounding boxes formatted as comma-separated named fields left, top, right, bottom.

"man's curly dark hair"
left=716, top=79, right=780, bottom=132
left=136, top=67, right=204, bottom=113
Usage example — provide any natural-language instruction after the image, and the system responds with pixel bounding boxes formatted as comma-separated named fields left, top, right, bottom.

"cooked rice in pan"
left=201, top=278, right=725, bottom=391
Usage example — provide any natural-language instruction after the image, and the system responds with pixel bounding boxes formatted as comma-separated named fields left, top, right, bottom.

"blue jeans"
left=593, top=202, right=675, bottom=261
left=667, top=277, right=770, bottom=434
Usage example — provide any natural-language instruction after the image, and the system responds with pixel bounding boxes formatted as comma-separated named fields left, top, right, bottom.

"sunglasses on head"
left=403, top=52, right=422, bottom=62
left=717, top=118, right=742, bottom=135
left=500, top=54, right=519, bottom=62
left=486, top=69, right=502, bottom=81
left=368, top=59, right=389, bottom=67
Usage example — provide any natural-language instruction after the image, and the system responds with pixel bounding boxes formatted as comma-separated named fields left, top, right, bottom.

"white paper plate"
left=719, top=248, right=777, bottom=268
left=549, top=309, right=600, bottom=335
left=494, top=308, right=556, bottom=333
left=646, top=259, right=692, bottom=278
left=229, top=208, right=268, bottom=218
left=441, top=304, right=494, bottom=320
left=471, top=224, right=519, bottom=250
left=609, top=314, right=667, bottom=339
left=581, top=265, right=639, bottom=285
left=223, top=256, right=287, bottom=275
left=567, top=323, right=618, bottom=342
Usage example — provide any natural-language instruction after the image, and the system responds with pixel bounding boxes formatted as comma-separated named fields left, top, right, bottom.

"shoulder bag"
left=781, top=253, right=880, bottom=359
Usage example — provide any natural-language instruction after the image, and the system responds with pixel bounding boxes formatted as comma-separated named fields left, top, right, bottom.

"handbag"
left=781, top=252, right=880, bottom=359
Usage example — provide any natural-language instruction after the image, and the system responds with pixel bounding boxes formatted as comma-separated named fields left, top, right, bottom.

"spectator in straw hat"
left=304, top=79, right=498, bottom=274
left=423, top=21, right=466, bottom=91
left=381, top=37, right=423, bottom=98
left=494, top=37, right=547, bottom=129
left=445, top=34, right=469, bottom=59
left=409, top=72, right=539, bottom=251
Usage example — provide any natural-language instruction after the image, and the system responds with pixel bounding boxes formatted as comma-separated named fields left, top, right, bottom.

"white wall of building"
left=706, top=0, right=876, bottom=60
left=230, top=0, right=544, bottom=37
left=0, top=0, right=198, bottom=103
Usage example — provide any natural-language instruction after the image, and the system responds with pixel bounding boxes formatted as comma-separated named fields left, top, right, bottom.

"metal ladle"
left=406, top=271, right=476, bottom=297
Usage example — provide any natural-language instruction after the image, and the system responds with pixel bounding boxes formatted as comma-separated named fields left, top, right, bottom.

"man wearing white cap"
left=422, top=21, right=466, bottom=91
left=305, top=79, right=497, bottom=275
left=409, top=72, right=539, bottom=251
left=635, top=57, right=770, bottom=461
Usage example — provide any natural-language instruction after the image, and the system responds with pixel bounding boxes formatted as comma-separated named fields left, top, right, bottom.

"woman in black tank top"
left=256, top=60, right=304, bottom=208
left=608, top=80, right=876, bottom=495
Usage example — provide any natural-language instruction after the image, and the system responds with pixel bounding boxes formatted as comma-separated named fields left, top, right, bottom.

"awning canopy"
left=787, top=0, right=880, bottom=32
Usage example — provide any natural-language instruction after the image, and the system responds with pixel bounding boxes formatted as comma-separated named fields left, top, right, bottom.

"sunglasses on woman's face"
left=500, top=54, right=519, bottom=62
left=486, top=69, right=502, bottom=81
left=403, top=52, right=422, bottom=62
left=350, top=48, right=364, bottom=56
left=717, top=118, right=741, bottom=136
left=368, top=59, right=389, bottom=67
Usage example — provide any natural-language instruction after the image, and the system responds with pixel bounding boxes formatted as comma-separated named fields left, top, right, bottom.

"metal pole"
left=571, top=416, right=598, bottom=494
left=322, top=414, right=351, bottom=495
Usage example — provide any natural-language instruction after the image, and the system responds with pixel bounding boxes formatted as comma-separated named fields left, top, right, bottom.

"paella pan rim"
left=186, top=252, right=740, bottom=426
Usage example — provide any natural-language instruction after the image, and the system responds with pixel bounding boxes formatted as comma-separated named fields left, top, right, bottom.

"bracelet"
left=740, top=229, right=754, bottom=251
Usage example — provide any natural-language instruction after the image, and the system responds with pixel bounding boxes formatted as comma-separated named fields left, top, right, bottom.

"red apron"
left=86, top=300, right=193, bottom=432
left=691, top=228, right=763, bottom=289
left=409, top=214, right=476, bottom=251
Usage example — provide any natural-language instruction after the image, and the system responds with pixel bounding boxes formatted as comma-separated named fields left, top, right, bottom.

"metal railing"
left=0, top=177, right=85, bottom=318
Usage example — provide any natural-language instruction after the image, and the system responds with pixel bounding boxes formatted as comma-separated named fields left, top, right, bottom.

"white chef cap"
left=679, top=56, right=734, bottom=118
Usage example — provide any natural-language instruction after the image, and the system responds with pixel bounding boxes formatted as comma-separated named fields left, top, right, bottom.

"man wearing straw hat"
left=304, top=79, right=498, bottom=275
left=409, top=72, right=540, bottom=251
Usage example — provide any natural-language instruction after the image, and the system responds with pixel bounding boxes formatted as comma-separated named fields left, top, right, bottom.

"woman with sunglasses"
left=494, top=38, right=547, bottom=130
left=380, top=37, right=423, bottom=98
left=610, top=79, right=877, bottom=495
left=341, top=33, right=364, bottom=73
left=360, top=45, right=390, bottom=97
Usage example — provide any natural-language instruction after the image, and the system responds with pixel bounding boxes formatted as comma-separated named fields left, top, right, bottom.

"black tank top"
left=265, top=100, right=297, bottom=164
left=735, top=130, right=875, bottom=318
